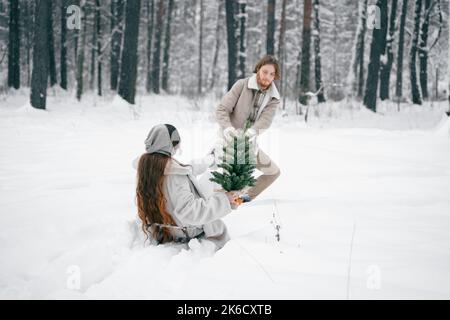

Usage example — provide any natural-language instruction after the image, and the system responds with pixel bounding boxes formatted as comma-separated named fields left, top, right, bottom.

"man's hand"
left=245, top=128, right=258, bottom=143
left=223, top=126, right=237, bottom=142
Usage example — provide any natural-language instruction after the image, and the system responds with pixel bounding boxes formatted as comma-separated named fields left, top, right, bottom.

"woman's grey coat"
left=162, top=158, right=232, bottom=249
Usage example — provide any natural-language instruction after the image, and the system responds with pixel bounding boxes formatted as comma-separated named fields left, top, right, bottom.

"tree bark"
left=110, top=0, right=124, bottom=91
left=299, top=0, right=312, bottom=105
left=266, top=0, right=275, bottom=55
left=60, top=0, right=68, bottom=90
left=208, top=0, right=225, bottom=90
left=348, top=0, right=368, bottom=98
left=30, top=0, right=50, bottom=109
left=410, top=0, right=422, bottom=105
left=419, top=0, right=432, bottom=100
left=151, top=0, right=164, bottom=94
left=379, top=0, right=398, bottom=100
left=162, top=0, right=174, bottom=92
left=395, top=0, right=408, bottom=100
left=118, top=0, right=141, bottom=104
left=47, top=0, right=57, bottom=87
left=76, top=1, right=87, bottom=101
left=278, top=0, right=287, bottom=98
left=96, top=0, right=102, bottom=96
left=313, top=0, right=325, bottom=103
left=8, top=0, right=20, bottom=89
left=145, top=0, right=154, bottom=92
left=225, top=0, right=238, bottom=90
left=238, top=0, right=246, bottom=80
left=363, top=0, right=388, bottom=112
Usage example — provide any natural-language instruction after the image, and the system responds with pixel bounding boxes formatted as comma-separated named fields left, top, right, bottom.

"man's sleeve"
left=251, top=99, right=280, bottom=134
left=215, top=79, right=245, bottom=130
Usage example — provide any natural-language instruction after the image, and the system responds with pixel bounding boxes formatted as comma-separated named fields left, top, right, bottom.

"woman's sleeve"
left=165, top=175, right=232, bottom=226
left=189, top=153, right=214, bottom=176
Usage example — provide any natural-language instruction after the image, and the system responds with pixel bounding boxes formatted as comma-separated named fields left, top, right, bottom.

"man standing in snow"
left=215, top=55, right=281, bottom=202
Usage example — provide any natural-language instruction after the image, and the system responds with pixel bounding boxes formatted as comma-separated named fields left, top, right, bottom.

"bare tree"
left=363, top=0, right=388, bottom=112
left=110, top=0, right=124, bottom=91
left=30, top=0, right=51, bottom=109
left=396, top=0, right=408, bottom=101
left=379, top=0, right=398, bottom=101
left=312, top=0, right=325, bottom=103
left=8, top=0, right=20, bottom=89
left=162, top=0, right=174, bottom=92
left=278, top=0, right=286, bottom=100
left=225, top=0, right=238, bottom=90
left=410, top=0, right=422, bottom=105
left=47, top=0, right=57, bottom=87
left=266, top=0, right=275, bottom=55
left=118, top=0, right=141, bottom=104
left=76, top=1, right=87, bottom=101
left=299, top=0, right=312, bottom=105
left=208, top=0, right=225, bottom=90
left=151, top=0, right=164, bottom=94
left=60, top=0, right=68, bottom=90
left=347, top=0, right=368, bottom=99
left=238, top=0, right=246, bottom=79
left=95, top=0, right=102, bottom=96
left=145, top=0, right=154, bottom=92
left=419, top=0, right=442, bottom=100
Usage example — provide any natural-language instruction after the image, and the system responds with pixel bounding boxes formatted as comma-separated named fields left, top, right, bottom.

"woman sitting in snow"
left=134, top=123, right=241, bottom=249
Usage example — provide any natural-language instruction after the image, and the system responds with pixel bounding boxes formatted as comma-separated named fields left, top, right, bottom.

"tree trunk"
left=110, top=0, right=124, bottom=91
left=363, top=0, right=388, bottom=112
left=30, top=0, right=50, bottom=109
left=89, top=4, right=96, bottom=91
left=208, top=0, right=224, bottom=90
left=419, top=0, right=432, bottom=100
left=379, top=0, right=398, bottom=100
left=151, top=0, right=164, bottom=94
left=76, top=1, right=87, bottom=101
left=225, top=0, right=238, bottom=90
left=96, top=0, right=102, bottom=96
left=410, top=0, right=422, bottom=105
left=278, top=0, right=287, bottom=98
left=266, top=0, right=275, bottom=55
left=60, top=0, right=68, bottom=90
left=313, top=0, right=325, bottom=103
left=47, top=0, right=57, bottom=87
left=197, top=0, right=204, bottom=94
left=145, top=0, right=154, bottom=92
left=448, top=0, right=450, bottom=114
left=238, top=0, right=246, bottom=79
left=8, top=0, right=20, bottom=89
left=24, top=0, right=34, bottom=87
left=348, top=0, right=368, bottom=98
left=118, top=0, right=141, bottom=104
left=299, top=0, right=312, bottom=105
left=395, top=0, right=408, bottom=100
left=162, top=0, right=174, bottom=92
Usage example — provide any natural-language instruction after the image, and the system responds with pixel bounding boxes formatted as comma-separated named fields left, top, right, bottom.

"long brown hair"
left=253, top=55, right=281, bottom=80
left=136, top=152, right=176, bottom=244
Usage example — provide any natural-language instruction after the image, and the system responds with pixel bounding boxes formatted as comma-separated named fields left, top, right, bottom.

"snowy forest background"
left=0, top=0, right=449, bottom=111
left=1, top=0, right=450, bottom=300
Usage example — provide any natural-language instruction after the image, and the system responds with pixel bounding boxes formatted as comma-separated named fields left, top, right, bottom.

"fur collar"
left=247, top=73, right=280, bottom=100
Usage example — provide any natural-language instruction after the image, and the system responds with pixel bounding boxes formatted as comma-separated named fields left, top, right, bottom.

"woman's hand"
left=225, top=191, right=241, bottom=208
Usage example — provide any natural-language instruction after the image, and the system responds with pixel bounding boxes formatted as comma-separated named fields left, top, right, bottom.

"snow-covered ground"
left=1, top=89, right=449, bottom=299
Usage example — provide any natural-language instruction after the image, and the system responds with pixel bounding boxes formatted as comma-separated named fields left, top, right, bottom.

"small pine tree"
left=210, top=129, right=257, bottom=192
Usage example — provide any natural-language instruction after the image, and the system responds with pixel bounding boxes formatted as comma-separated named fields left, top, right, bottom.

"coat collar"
left=164, top=158, right=193, bottom=175
left=247, top=73, right=280, bottom=100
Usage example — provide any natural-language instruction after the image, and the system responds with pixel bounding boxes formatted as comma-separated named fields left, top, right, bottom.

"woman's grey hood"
left=144, top=124, right=180, bottom=157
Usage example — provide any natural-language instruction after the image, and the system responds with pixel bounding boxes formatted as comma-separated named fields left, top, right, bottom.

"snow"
left=0, top=90, right=450, bottom=299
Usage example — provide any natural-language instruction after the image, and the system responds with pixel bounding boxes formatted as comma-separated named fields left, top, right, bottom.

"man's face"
left=256, top=64, right=276, bottom=90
